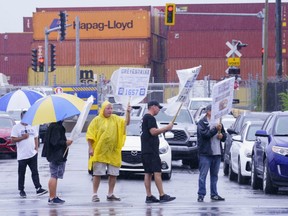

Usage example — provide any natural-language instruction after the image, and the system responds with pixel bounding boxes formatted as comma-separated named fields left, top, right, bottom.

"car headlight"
left=159, top=145, right=169, bottom=154
left=187, top=128, right=197, bottom=136
left=5, top=136, right=11, bottom=141
left=272, top=146, right=288, bottom=156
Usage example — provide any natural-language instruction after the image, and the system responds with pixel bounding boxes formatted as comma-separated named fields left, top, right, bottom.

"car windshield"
left=246, top=124, right=262, bottom=141
left=126, top=120, right=141, bottom=136
left=0, top=118, right=14, bottom=128
left=237, top=114, right=268, bottom=133
left=155, top=108, right=193, bottom=124
left=189, top=101, right=211, bottom=110
left=274, top=116, right=288, bottom=135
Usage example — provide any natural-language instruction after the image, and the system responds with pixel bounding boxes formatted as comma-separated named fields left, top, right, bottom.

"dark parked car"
left=251, top=111, right=288, bottom=194
left=223, top=111, right=270, bottom=175
left=0, top=114, right=16, bottom=158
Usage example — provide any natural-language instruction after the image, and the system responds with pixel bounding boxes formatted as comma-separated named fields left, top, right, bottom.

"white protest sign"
left=110, top=67, right=151, bottom=107
left=165, top=65, right=201, bottom=116
left=70, top=95, right=94, bottom=141
left=176, top=71, right=199, bottom=103
left=211, top=77, right=235, bottom=122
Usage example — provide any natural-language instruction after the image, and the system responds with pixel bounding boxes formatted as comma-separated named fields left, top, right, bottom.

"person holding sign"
left=86, top=100, right=131, bottom=202
left=140, top=100, right=176, bottom=203
left=196, top=104, right=226, bottom=202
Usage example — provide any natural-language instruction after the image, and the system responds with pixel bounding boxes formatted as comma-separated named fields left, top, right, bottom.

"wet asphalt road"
left=0, top=133, right=288, bottom=216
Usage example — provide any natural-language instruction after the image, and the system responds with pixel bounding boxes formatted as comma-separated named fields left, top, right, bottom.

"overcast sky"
left=0, top=0, right=284, bottom=33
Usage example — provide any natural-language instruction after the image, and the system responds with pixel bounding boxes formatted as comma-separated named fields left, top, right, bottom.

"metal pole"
left=44, top=27, right=49, bottom=86
left=262, top=2, right=269, bottom=112
left=276, top=0, right=282, bottom=80
left=169, top=11, right=262, bottom=18
left=75, top=16, right=80, bottom=85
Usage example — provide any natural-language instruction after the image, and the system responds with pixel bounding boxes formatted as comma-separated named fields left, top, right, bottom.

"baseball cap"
left=205, top=104, right=212, bottom=112
left=148, top=100, right=163, bottom=109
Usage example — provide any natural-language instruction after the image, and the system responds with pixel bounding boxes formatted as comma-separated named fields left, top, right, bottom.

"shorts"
left=49, top=161, right=66, bottom=179
left=92, top=162, right=119, bottom=176
left=142, top=154, right=162, bottom=173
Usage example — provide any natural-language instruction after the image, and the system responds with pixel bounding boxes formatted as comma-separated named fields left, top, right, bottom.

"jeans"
left=18, top=153, right=41, bottom=191
left=197, top=155, right=221, bottom=197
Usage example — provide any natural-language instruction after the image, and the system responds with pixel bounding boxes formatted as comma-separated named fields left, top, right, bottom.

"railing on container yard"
left=1, top=76, right=260, bottom=111
left=234, top=74, right=259, bottom=111
left=101, top=79, right=259, bottom=110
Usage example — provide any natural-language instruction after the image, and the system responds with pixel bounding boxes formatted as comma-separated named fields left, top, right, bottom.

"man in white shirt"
left=11, top=110, right=47, bottom=198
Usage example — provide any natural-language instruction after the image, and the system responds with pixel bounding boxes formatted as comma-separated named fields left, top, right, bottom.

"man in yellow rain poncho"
left=86, top=100, right=131, bottom=202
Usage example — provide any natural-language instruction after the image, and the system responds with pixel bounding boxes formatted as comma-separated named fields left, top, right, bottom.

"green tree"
left=279, top=90, right=288, bottom=111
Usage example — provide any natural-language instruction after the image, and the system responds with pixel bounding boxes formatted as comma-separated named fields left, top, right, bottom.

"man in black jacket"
left=42, top=121, right=72, bottom=205
left=196, top=104, right=227, bottom=202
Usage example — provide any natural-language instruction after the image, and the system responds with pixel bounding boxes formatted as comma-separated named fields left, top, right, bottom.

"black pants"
left=18, top=153, right=41, bottom=191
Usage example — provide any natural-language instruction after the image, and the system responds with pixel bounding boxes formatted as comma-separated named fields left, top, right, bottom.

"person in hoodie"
left=196, top=104, right=227, bottom=202
left=86, top=100, right=131, bottom=202
left=42, top=120, right=72, bottom=205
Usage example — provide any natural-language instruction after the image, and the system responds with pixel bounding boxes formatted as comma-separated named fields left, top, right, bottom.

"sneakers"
left=36, top=188, right=48, bottom=196
left=211, top=195, right=225, bottom=201
left=159, top=194, right=176, bottom=203
left=19, top=190, right=26, bottom=198
left=48, top=197, right=65, bottom=205
left=92, top=194, right=100, bottom=202
left=145, top=195, right=160, bottom=203
left=107, top=194, right=121, bottom=201
left=197, top=195, right=204, bottom=202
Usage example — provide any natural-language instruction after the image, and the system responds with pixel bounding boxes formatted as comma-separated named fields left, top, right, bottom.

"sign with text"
left=227, top=57, right=240, bottom=67
left=211, top=77, right=235, bottom=122
left=110, top=67, right=151, bottom=107
left=165, top=65, right=201, bottom=116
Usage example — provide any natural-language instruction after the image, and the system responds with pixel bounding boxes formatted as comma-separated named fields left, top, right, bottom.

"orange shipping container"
left=31, top=39, right=150, bottom=66
left=33, top=10, right=151, bottom=40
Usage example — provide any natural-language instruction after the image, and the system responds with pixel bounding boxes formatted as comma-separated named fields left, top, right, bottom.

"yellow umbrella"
left=21, top=93, right=85, bottom=126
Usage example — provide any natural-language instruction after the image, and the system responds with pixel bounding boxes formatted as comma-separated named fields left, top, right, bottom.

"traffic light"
left=31, top=49, right=38, bottom=72
left=50, top=44, right=56, bottom=72
left=261, top=48, right=264, bottom=65
left=165, top=3, right=176, bottom=26
left=38, top=57, right=44, bottom=72
left=59, top=11, right=67, bottom=41
left=236, top=41, right=248, bottom=50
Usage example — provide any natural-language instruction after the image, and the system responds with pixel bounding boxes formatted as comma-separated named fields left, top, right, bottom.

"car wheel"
left=228, top=162, right=237, bottom=181
left=162, top=170, right=172, bottom=180
left=251, top=156, right=261, bottom=190
left=237, top=159, right=246, bottom=185
left=223, top=161, right=229, bottom=176
left=263, top=159, right=278, bottom=194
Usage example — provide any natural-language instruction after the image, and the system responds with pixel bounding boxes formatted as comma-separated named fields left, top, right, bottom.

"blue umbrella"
left=0, top=89, right=44, bottom=111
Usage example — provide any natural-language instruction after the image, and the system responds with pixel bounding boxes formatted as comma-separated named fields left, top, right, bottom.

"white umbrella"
left=0, top=89, right=44, bottom=111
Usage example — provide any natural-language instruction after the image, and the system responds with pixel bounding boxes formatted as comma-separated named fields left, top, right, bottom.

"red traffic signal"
left=38, top=57, right=44, bottom=72
left=165, top=3, right=176, bottom=26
